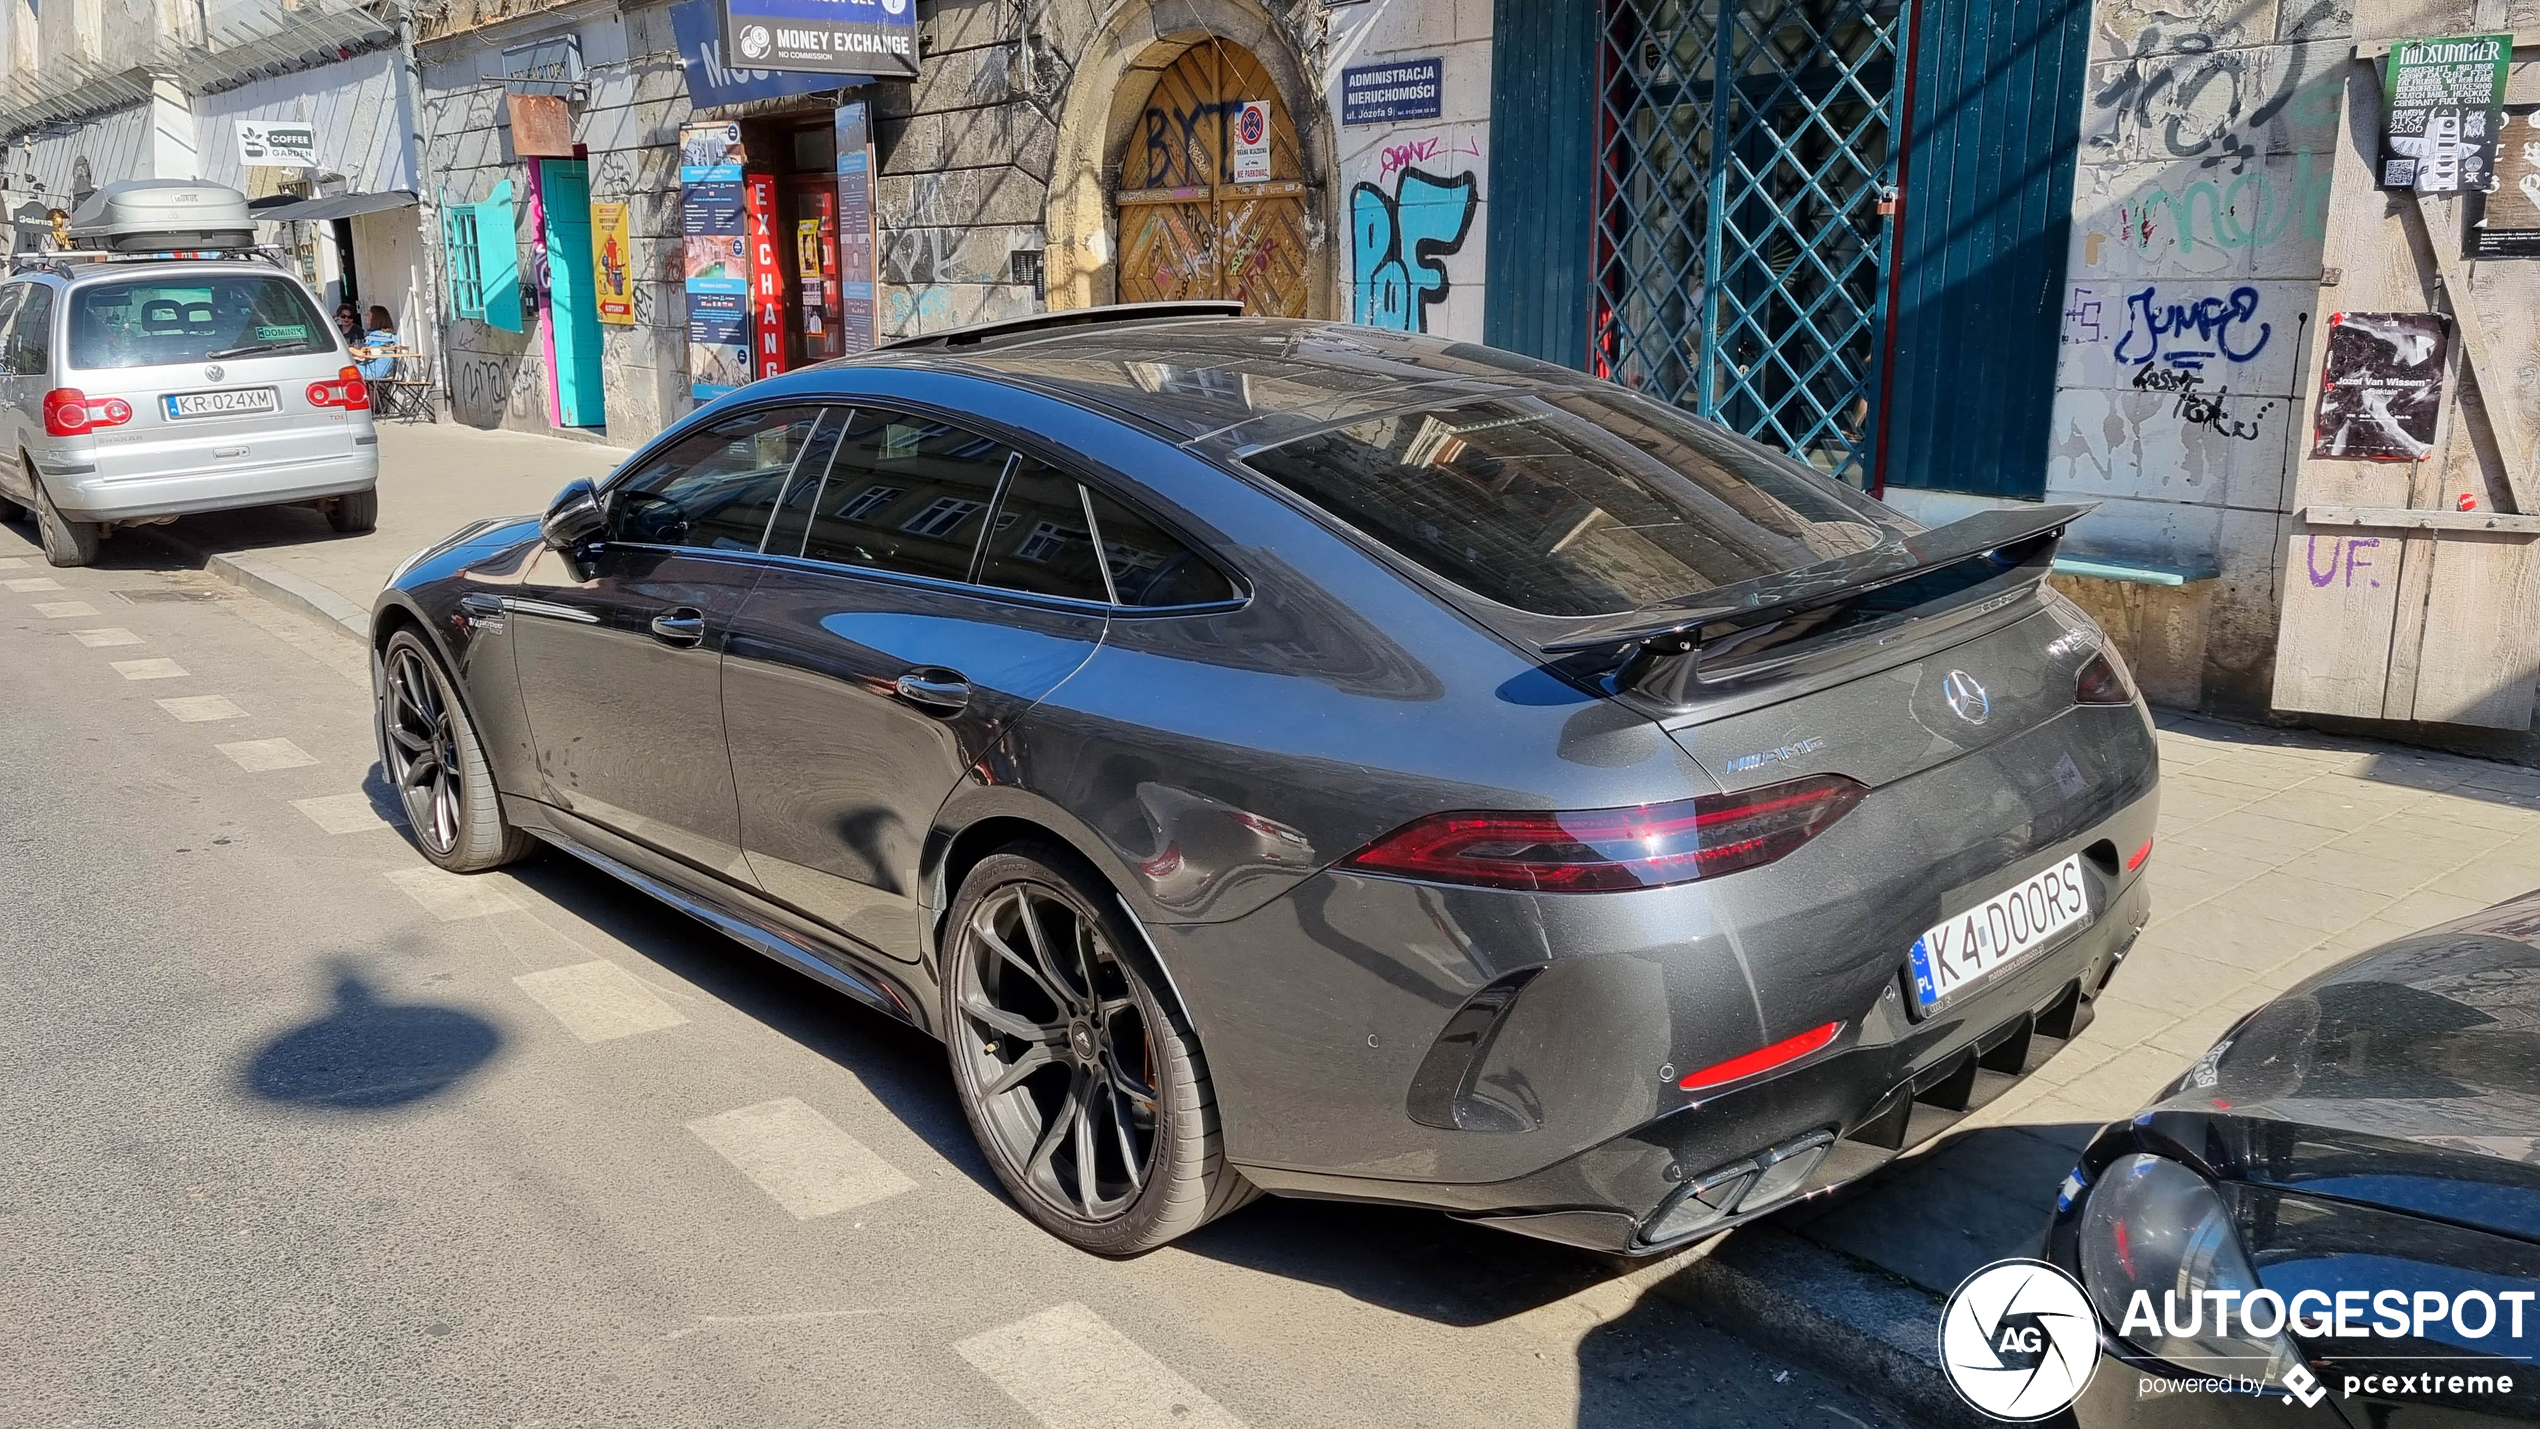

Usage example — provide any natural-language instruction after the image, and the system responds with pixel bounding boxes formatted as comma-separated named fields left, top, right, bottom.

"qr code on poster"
left=2385, top=158, right=2421, bottom=184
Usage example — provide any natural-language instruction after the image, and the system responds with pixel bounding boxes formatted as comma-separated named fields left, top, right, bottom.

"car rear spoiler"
left=1540, top=502, right=2093, bottom=661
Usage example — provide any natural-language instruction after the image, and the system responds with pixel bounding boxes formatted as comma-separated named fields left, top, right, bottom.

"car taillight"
left=1679, top=1020, right=1844, bottom=1091
left=308, top=366, right=370, bottom=410
left=1337, top=774, right=1868, bottom=893
left=2076, top=648, right=2138, bottom=705
left=42, top=388, right=131, bottom=436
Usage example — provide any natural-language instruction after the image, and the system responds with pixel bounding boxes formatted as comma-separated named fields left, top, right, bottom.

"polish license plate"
left=163, top=387, right=277, bottom=420
left=1908, top=855, right=2090, bottom=1009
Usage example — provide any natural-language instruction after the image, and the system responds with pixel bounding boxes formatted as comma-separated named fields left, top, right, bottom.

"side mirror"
left=541, top=478, right=605, bottom=553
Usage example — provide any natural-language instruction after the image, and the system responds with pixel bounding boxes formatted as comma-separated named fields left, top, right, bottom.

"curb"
left=125, top=525, right=371, bottom=646
left=1633, top=1224, right=1984, bottom=1429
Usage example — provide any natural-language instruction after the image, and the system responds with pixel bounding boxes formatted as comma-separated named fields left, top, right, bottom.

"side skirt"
left=507, top=797, right=932, bottom=1035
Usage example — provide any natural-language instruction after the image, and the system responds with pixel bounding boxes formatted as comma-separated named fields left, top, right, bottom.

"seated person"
left=350, top=305, right=399, bottom=382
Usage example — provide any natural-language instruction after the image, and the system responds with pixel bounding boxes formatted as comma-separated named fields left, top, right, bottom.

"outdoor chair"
left=374, top=352, right=438, bottom=424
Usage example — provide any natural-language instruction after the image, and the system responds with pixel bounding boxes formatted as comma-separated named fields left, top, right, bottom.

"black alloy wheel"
left=374, top=630, right=529, bottom=873
left=956, top=882, right=1161, bottom=1220
left=943, top=844, right=1256, bottom=1254
left=383, top=642, right=464, bottom=857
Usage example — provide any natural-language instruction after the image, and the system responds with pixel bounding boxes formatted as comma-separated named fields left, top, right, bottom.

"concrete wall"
left=420, top=7, right=691, bottom=443
left=2043, top=0, right=2353, bottom=714
left=1323, top=0, right=1492, bottom=342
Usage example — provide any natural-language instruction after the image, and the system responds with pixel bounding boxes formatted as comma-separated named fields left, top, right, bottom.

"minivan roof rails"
left=7, top=246, right=284, bottom=277
left=876, top=300, right=1246, bottom=352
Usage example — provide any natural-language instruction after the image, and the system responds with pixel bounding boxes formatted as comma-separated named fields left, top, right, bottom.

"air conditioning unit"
left=70, top=180, right=256, bottom=253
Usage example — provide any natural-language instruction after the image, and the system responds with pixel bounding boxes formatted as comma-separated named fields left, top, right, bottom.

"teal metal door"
left=539, top=159, right=607, bottom=429
left=1591, top=0, right=1908, bottom=487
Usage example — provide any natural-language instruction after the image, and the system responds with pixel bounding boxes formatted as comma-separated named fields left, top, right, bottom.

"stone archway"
left=1043, top=0, right=1333, bottom=318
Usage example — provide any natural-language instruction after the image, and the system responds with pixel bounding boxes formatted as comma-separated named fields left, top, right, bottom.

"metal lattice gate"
left=1593, top=0, right=1908, bottom=486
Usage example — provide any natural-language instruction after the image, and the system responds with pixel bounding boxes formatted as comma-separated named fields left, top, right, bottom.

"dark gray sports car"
left=370, top=304, right=2159, bottom=1256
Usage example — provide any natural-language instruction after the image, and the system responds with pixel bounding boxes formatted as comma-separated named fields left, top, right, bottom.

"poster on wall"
left=720, top=0, right=916, bottom=78
left=1231, top=101, right=1273, bottom=183
left=2310, top=312, right=2450, bottom=462
left=2467, top=105, right=2540, bottom=258
left=237, top=121, right=318, bottom=168
left=591, top=201, right=635, bottom=325
left=2378, top=34, right=2510, bottom=193
left=834, top=99, right=880, bottom=354
left=681, top=121, right=751, bottom=400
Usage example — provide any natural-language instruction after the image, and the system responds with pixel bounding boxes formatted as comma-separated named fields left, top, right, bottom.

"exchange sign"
left=720, top=0, right=916, bottom=78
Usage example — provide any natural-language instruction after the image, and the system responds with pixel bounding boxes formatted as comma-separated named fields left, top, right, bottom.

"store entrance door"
left=780, top=175, right=843, bottom=366
left=539, top=157, right=607, bottom=428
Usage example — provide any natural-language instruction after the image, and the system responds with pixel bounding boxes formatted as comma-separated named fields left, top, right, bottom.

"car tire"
left=33, top=477, right=100, bottom=567
left=375, top=628, right=531, bottom=873
left=328, top=487, right=378, bottom=534
left=943, top=841, right=1259, bottom=1255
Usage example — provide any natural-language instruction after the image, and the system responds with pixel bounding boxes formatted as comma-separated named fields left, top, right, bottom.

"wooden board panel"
left=2277, top=524, right=2411, bottom=718
left=2410, top=530, right=2540, bottom=728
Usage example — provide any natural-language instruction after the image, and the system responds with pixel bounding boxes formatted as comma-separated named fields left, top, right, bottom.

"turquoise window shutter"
left=477, top=180, right=523, bottom=333
left=440, top=203, right=463, bottom=321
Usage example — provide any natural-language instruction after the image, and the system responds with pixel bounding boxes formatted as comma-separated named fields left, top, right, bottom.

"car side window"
left=976, top=459, right=1112, bottom=603
left=13, top=285, right=54, bottom=377
left=1081, top=485, right=1238, bottom=607
left=800, top=407, right=1010, bottom=582
left=0, top=287, right=24, bottom=376
left=606, top=405, right=824, bottom=552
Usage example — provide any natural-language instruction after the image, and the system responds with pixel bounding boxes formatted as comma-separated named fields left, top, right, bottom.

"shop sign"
left=2467, top=104, right=2540, bottom=258
left=669, top=0, right=860, bottom=109
left=237, top=121, right=318, bottom=169
left=506, top=94, right=577, bottom=159
left=592, top=201, right=635, bottom=325
left=2310, top=312, right=2450, bottom=462
left=1231, top=101, right=1273, bottom=183
left=1342, top=58, right=1443, bottom=127
left=834, top=100, right=880, bottom=355
left=682, top=121, right=751, bottom=400
left=721, top=0, right=917, bottom=79
left=746, top=172, right=787, bottom=380
left=2378, top=34, right=2510, bottom=193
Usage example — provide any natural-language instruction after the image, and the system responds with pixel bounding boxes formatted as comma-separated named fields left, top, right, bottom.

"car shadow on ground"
left=494, top=847, right=1001, bottom=1195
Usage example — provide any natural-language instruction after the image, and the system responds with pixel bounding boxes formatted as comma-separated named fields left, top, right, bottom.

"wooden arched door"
left=1114, top=41, right=1310, bottom=317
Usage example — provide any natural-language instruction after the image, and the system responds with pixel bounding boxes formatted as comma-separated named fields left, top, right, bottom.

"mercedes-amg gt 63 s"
left=372, top=304, right=2159, bottom=1256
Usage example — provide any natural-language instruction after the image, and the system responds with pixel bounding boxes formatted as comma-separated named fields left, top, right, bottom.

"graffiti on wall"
left=2086, top=7, right=2342, bottom=166
left=2108, top=151, right=2331, bottom=259
left=1349, top=129, right=1480, bottom=334
left=2111, top=283, right=2272, bottom=372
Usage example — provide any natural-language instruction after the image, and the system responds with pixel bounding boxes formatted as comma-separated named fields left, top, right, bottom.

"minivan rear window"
left=1238, top=393, right=1896, bottom=618
left=67, top=274, right=332, bottom=370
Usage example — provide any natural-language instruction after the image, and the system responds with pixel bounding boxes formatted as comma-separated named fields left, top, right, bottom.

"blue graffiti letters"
left=2113, top=284, right=2271, bottom=370
left=1350, top=167, right=1477, bottom=333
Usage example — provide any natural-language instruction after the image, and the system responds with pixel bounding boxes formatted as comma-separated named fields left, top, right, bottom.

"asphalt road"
left=0, top=517, right=1914, bottom=1429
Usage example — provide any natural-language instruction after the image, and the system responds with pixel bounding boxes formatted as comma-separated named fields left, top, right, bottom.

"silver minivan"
left=0, top=256, right=379, bottom=566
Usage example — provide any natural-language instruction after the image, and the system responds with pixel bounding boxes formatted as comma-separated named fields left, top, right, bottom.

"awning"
left=251, top=189, right=418, bottom=222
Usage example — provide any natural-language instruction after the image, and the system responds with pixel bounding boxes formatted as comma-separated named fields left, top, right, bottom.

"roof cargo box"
left=70, top=180, right=255, bottom=253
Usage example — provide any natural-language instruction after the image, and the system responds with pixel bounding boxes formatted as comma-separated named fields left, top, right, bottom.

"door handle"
left=893, top=668, right=971, bottom=714
left=649, top=608, right=707, bottom=646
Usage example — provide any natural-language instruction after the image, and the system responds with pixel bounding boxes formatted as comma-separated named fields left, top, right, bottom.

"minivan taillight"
left=2076, top=649, right=2138, bottom=705
left=42, top=388, right=131, bottom=436
left=1337, top=774, right=1868, bottom=893
left=307, top=366, right=370, bottom=411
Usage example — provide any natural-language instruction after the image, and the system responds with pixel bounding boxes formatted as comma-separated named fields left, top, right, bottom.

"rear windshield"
left=67, top=274, right=332, bottom=370
left=1238, top=392, right=1896, bottom=618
